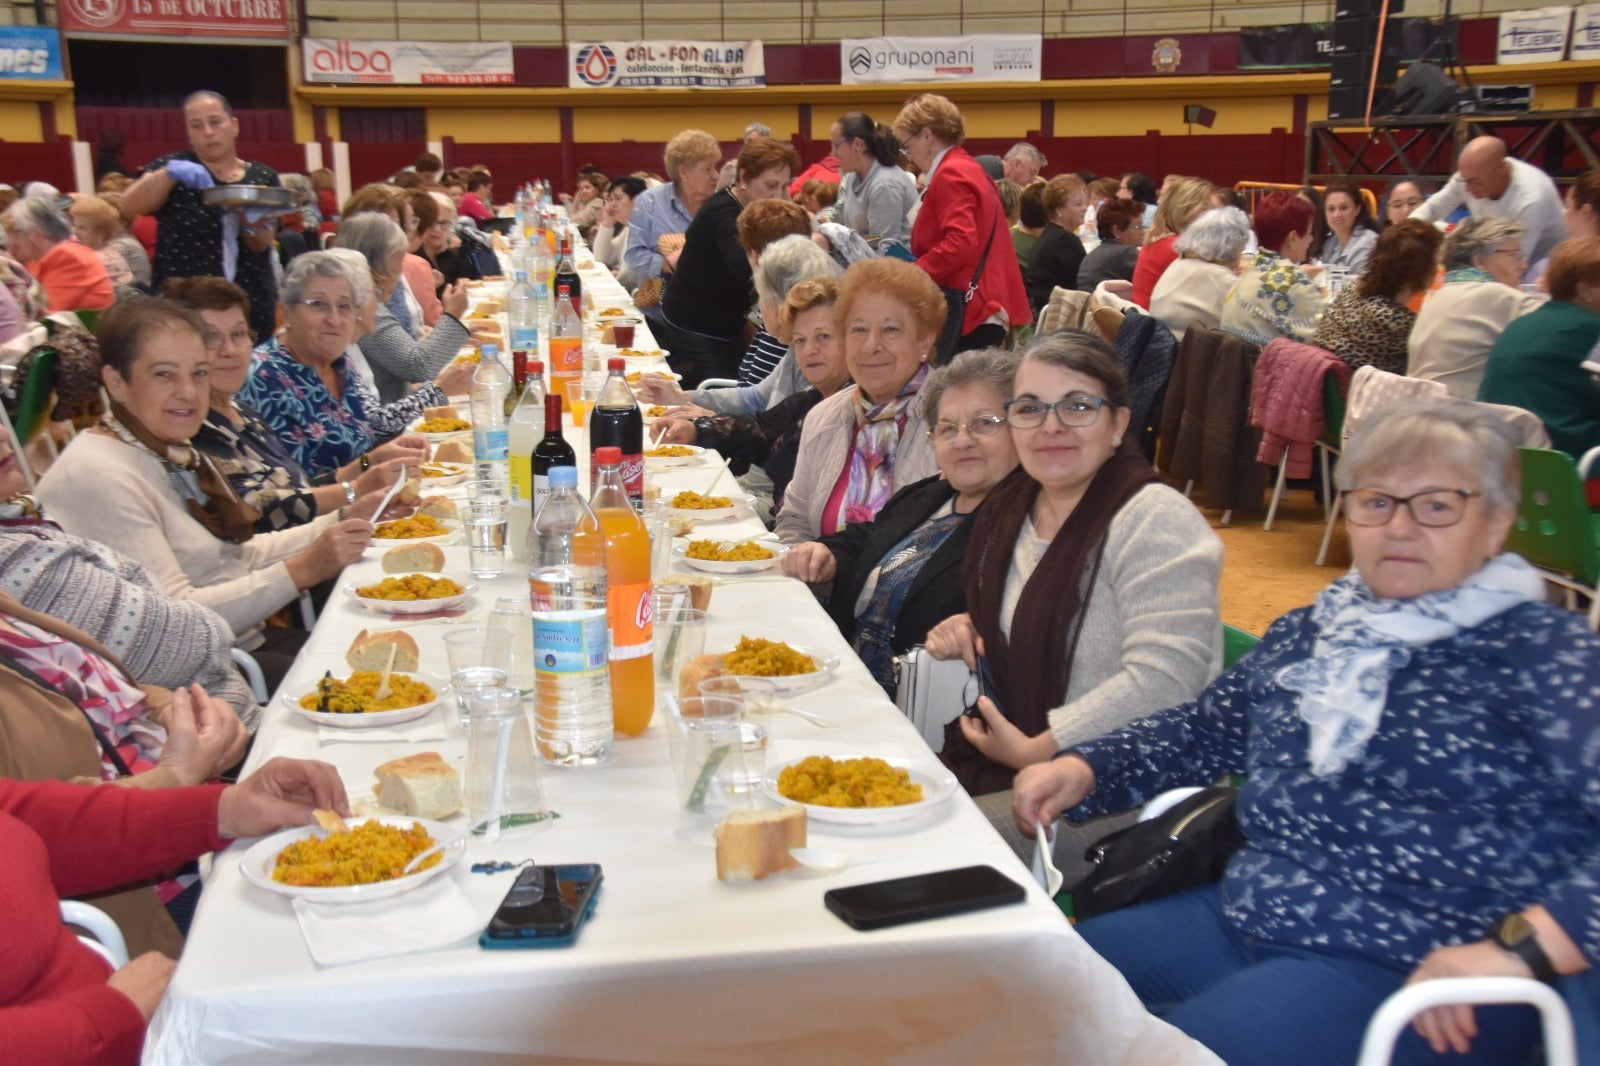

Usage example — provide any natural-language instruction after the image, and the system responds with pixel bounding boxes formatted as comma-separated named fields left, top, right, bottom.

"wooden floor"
left=1197, top=482, right=1347, bottom=636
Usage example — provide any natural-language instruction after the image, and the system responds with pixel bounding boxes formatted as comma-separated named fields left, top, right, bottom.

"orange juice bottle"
left=589, top=446, right=654, bottom=735
left=549, top=284, right=583, bottom=410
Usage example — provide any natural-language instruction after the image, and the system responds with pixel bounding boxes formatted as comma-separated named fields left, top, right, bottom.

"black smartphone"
left=479, top=863, right=603, bottom=949
left=823, top=865, right=1027, bottom=931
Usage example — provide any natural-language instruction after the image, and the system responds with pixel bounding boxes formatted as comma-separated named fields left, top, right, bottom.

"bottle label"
left=511, top=325, right=539, bottom=350
left=607, top=581, right=654, bottom=661
left=510, top=454, right=532, bottom=502
left=620, top=453, right=645, bottom=504
left=549, top=337, right=583, bottom=379
left=474, top=427, right=509, bottom=462
left=532, top=609, right=609, bottom=675
left=533, top=475, right=550, bottom=515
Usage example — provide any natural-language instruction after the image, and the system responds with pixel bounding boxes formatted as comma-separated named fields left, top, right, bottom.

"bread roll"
left=382, top=542, right=445, bottom=573
left=398, top=477, right=421, bottom=504
left=374, top=752, right=462, bottom=819
left=678, top=653, right=725, bottom=700
left=346, top=628, right=420, bottom=673
left=433, top=440, right=472, bottom=464
left=715, top=807, right=805, bottom=882
left=677, top=573, right=714, bottom=611
left=416, top=495, right=459, bottom=521
left=423, top=405, right=459, bottom=421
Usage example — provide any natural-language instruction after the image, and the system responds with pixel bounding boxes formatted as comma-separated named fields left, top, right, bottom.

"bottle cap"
left=531, top=361, right=545, bottom=372
left=481, top=344, right=499, bottom=360
left=594, top=446, right=621, bottom=465
left=608, top=357, right=625, bottom=372
left=514, top=269, right=527, bottom=280
left=549, top=466, right=578, bottom=488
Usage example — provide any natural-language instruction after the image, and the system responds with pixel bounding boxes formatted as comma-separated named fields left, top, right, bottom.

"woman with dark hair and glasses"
left=783, top=349, right=1020, bottom=692
left=829, top=110, right=919, bottom=248
left=921, top=331, right=1222, bottom=795
left=1012, top=399, right=1600, bottom=1066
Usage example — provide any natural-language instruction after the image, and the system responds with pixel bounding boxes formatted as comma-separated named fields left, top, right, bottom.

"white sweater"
left=1149, top=258, right=1237, bottom=341
left=1000, top=483, right=1224, bottom=749
left=36, top=431, right=329, bottom=647
left=1407, top=281, right=1545, bottom=400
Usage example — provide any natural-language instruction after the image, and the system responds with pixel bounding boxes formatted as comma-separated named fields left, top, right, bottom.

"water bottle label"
left=533, top=610, right=609, bottom=674
left=475, top=427, right=509, bottom=462
left=511, top=325, right=539, bottom=349
left=607, top=581, right=654, bottom=661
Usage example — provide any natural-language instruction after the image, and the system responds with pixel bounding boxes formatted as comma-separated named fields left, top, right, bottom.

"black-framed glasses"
left=1343, top=488, right=1480, bottom=528
left=897, top=131, right=918, bottom=156
left=929, top=414, right=1007, bottom=444
left=1004, top=394, right=1111, bottom=430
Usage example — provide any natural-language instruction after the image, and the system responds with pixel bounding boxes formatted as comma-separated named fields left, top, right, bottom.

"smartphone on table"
left=824, top=865, right=1026, bottom=931
left=480, top=863, right=603, bottom=949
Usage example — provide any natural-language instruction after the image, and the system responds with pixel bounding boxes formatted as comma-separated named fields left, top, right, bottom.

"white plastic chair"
left=1356, top=976, right=1576, bottom=1066
left=231, top=648, right=270, bottom=703
left=697, top=378, right=738, bottom=390
left=60, top=900, right=128, bottom=968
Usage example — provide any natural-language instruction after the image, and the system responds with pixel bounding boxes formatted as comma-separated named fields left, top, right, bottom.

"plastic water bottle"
left=531, top=221, right=553, bottom=327
left=590, top=446, right=654, bottom=736
left=508, top=270, right=538, bottom=353
left=506, top=360, right=545, bottom=560
left=529, top=467, right=613, bottom=766
left=470, top=343, right=511, bottom=485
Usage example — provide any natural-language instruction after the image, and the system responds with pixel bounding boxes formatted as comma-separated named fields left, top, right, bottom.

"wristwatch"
left=1488, top=912, right=1559, bottom=983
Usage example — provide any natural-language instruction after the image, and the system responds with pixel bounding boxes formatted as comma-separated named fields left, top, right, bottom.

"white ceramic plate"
left=344, top=576, right=475, bottom=615
left=760, top=754, right=959, bottom=827
left=282, top=671, right=450, bottom=728
left=673, top=541, right=786, bottom=574
left=372, top=518, right=461, bottom=545
left=239, top=815, right=465, bottom=903
left=420, top=461, right=470, bottom=487
left=715, top=641, right=839, bottom=696
left=643, top=444, right=707, bottom=469
left=665, top=495, right=754, bottom=524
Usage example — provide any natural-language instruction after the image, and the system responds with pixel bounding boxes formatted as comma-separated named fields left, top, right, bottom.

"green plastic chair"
left=72, top=309, right=102, bottom=335
left=1506, top=447, right=1600, bottom=630
left=8, top=348, right=57, bottom=445
left=1223, top=624, right=1262, bottom=669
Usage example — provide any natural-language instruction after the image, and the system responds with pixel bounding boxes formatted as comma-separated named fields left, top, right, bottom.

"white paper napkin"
left=292, top=875, right=492, bottom=967
left=318, top=721, right=449, bottom=745
left=1032, top=823, right=1064, bottom=896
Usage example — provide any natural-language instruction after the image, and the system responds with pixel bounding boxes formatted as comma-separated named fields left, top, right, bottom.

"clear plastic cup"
left=667, top=695, right=751, bottom=845
left=466, top=686, right=547, bottom=841
left=444, top=627, right=511, bottom=727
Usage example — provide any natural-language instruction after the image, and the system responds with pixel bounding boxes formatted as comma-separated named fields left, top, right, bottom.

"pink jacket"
left=1251, top=339, right=1352, bottom=478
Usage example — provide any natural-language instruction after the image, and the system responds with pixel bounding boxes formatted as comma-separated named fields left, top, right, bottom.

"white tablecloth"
left=142, top=234, right=1218, bottom=1066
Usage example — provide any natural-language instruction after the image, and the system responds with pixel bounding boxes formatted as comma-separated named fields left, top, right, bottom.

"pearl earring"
left=1112, top=436, right=1123, bottom=446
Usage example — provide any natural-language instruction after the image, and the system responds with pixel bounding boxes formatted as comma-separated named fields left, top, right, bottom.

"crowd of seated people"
left=6, top=93, right=1600, bottom=1066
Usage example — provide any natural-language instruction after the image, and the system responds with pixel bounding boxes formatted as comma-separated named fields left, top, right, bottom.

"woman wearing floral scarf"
left=1014, top=400, right=1600, bottom=1066
left=775, top=258, right=941, bottom=543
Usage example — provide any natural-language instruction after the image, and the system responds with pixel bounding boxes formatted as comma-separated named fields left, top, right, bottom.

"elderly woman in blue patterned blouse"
left=238, top=251, right=464, bottom=479
left=1014, top=399, right=1600, bottom=1066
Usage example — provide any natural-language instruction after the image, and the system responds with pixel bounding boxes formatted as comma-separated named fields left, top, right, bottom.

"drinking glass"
left=444, top=627, right=511, bottom=727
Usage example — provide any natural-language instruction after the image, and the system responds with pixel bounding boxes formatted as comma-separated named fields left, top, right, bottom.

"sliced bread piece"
left=346, top=628, right=420, bottom=673
left=374, top=751, right=462, bottom=819
left=382, top=542, right=445, bottom=573
left=715, top=807, right=806, bottom=882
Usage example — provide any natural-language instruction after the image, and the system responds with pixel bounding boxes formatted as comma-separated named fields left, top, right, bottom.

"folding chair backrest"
left=1508, top=447, right=1600, bottom=587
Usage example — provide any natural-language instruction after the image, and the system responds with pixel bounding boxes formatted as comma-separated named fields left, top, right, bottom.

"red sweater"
left=911, top=146, right=1030, bottom=336
left=0, top=778, right=225, bottom=1066
left=1130, top=234, right=1179, bottom=309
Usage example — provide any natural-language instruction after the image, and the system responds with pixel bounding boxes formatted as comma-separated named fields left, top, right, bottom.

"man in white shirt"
left=1003, top=142, right=1046, bottom=185
left=1411, top=136, right=1567, bottom=262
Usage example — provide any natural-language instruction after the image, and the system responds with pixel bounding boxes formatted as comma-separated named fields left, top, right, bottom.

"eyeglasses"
left=1004, top=394, right=1112, bottom=430
left=829, top=140, right=847, bottom=153
left=929, top=414, right=1008, bottom=444
left=1343, top=488, right=1480, bottom=528
left=1491, top=247, right=1528, bottom=264
left=897, top=131, right=918, bottom=156
left=204, top=327, right=254, bottom=350
left=297, top=298, right=355, bottom=318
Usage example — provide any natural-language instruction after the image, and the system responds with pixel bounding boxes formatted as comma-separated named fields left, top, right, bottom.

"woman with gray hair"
left=1149, top=205, right=1251, bottom=340
left=783, top=347, right=1021, bottom=691
left=236, top=250, right=436, bottom=477
left=637, top=234, right=840, bottom=416
left=334, top=213, right=471, bottom=403
left=0, top=196, right=114, bottom=313
left=1409, top=216, right=1543, bottom=399
left=1014, top=398, right=1600, bottom=1066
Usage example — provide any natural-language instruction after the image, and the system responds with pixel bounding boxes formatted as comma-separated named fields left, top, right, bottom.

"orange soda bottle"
left=588, top=446, right=654, bottom=735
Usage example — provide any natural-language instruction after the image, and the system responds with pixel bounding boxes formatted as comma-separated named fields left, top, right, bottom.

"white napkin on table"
left=292, top=875, right=491, bottom=967
left=318, top=721, right=449, bottom=745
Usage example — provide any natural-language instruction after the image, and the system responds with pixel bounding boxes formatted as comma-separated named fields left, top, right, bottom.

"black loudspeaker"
left=1390, top=61, right=1462, bottom=116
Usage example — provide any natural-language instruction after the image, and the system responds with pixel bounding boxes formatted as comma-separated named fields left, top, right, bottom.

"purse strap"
left=961, top=193, right=1000, bottom=305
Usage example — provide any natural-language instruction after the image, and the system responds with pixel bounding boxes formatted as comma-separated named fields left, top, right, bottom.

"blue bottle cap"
left=549, top=466, right=578, bottom=488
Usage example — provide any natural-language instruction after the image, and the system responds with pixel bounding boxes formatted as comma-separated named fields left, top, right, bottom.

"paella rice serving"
left=272, top=819, right=440, bottom=887
left=375, top=514, right=447, bottom=539
left=777, top=756, right=924, bottom=809
left=686, top=540, right=773, bottom=562
left=355, top=574, right=464, bottom=601
left=670, top=491, right=734, bottom=510
left=723, top=636, right=815, bottom=677
left=299, top=671, right=436, bottom=714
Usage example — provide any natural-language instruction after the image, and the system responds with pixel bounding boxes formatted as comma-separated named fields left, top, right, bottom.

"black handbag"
left=1069, top=786, right=1244, bottom=922
left=934, top=200, right=999, bottom=364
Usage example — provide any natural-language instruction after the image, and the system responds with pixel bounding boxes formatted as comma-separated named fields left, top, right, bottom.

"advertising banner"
left=840, top=34, right=1041, bottom=84
left=302, top=39, right=514, bottom=85
left=1497, top=6, right=1572, bottom=63
left=1239, top=18, right=1458, bottom=68
left=1570, top=2, right=1600, bottom=57
left=59, top=0, right=286, bottom=39
left=567, top=41, right=764, bottom=89
left=0, top=26, right=63, bottom=79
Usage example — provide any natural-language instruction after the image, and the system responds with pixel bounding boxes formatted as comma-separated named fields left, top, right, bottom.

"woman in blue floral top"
left=1219, top=190, right=1328, bottom=346
left=237, top=251, right=455, bottom=479
left=1015, top=400, right=1600, bottom=1065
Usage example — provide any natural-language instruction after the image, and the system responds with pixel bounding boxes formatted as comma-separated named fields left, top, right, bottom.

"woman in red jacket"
left=892, top=93, right=1030, bottom=360
left=0, top=755, right=347, bottom=1065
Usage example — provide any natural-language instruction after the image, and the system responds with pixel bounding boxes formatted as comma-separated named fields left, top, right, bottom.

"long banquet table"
left=141, top=234, right=1220, bottom=1065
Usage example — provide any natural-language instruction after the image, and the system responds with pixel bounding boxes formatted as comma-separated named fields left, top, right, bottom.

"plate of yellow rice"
left=714, top=636, right=839, bottom=695
left=763, top=754, right=958, bottom=826
left=240, top=815, right=465, bottom=902
left=283, top=670, right=448, bottom=728
left=674, top=539, right=786, bottom=574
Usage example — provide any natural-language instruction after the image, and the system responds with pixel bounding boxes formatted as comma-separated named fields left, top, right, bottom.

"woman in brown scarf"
left=36, top=298, right=375, bottom=689
left=924, top=331, right=1224, bottom=795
